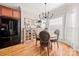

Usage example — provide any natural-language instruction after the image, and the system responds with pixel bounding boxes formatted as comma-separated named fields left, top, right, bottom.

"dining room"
left=0, top=3, right=79, bottom=56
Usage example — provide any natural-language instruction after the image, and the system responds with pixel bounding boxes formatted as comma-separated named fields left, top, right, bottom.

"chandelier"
left=39, top=3, right=53, bottom=19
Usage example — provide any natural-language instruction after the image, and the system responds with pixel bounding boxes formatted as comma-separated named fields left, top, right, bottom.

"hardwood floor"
left=0, top=39, right=79, bottom=56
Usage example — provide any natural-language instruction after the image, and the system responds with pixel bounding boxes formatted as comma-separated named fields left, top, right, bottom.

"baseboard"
left=58, top=39, right=73, bottom=48
left=58, top=39, right=79, bottom=53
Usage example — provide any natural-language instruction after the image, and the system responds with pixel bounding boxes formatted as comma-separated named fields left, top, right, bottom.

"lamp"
left=39, top=3, right=53, bottom=19
left=38, top=3, right=53, bottom=29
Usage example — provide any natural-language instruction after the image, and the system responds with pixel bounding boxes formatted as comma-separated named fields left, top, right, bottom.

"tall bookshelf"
left=26, top=28, right=36, bottom=40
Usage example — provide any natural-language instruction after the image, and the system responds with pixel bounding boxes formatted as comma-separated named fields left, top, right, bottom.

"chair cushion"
left=50, top=39, right=57, bottom=42
left=36, top=38, right=40, bottom=40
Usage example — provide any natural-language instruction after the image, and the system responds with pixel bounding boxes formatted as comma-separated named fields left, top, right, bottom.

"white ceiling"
left=0, top=3, right=64, bottom=19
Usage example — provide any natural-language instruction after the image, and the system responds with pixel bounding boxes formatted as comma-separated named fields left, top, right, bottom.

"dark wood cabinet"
left=0, top=5, right=21, bottom=49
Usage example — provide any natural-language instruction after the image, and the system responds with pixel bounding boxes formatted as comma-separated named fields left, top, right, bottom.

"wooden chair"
left=39, top=31, right=50, bottom=56
left=34, top=31, right=40, bottom=45
left=50, top=29, right=60, bottom=49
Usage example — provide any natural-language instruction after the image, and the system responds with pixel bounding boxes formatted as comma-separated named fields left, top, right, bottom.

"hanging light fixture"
left=39, top=3, right=53, bottom=19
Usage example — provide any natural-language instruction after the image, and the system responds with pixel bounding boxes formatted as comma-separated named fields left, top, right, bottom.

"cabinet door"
left=1, top=7, right=12, bottom=17
left=13, top=10, right=20, bottom=19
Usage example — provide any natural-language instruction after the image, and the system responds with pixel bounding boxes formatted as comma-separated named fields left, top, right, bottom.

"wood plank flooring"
left=0, top=39, right=79, bottom=56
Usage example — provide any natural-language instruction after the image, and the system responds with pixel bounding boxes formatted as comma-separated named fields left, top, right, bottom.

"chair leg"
left=36, top=40, right=37, bottom=46
left=54, top=42, right=55, bottom=45
left=40, top=45, right=41, bottom=54
left=57, top=41, right=59, bottom=48
left=47, top=46, right=49, bottom=56
left=51, top=42, right=52, bottom=49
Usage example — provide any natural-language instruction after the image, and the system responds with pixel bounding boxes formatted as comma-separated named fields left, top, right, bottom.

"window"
left=49, top=16, right=63, bottom=39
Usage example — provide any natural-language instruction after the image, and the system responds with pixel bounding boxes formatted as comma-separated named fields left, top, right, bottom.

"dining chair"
left=50, top=29, right=60, bottom=49
left=39, top=30, right=50, bottom=56
left=34, top=31, right=40, bottom=46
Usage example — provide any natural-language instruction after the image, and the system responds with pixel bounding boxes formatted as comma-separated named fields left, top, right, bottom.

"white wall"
left=64, top=4, right=79, bottom=51
left=71, top=6, right=79, bottom=51
left=50, top=3, right=79, bottom=51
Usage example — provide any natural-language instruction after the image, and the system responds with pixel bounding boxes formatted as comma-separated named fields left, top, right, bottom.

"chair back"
left=54, top=29, right=60, bottom=40
left=39, top=31, right=50, bottom=47
left=34, top=31, right=38, bottom=38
